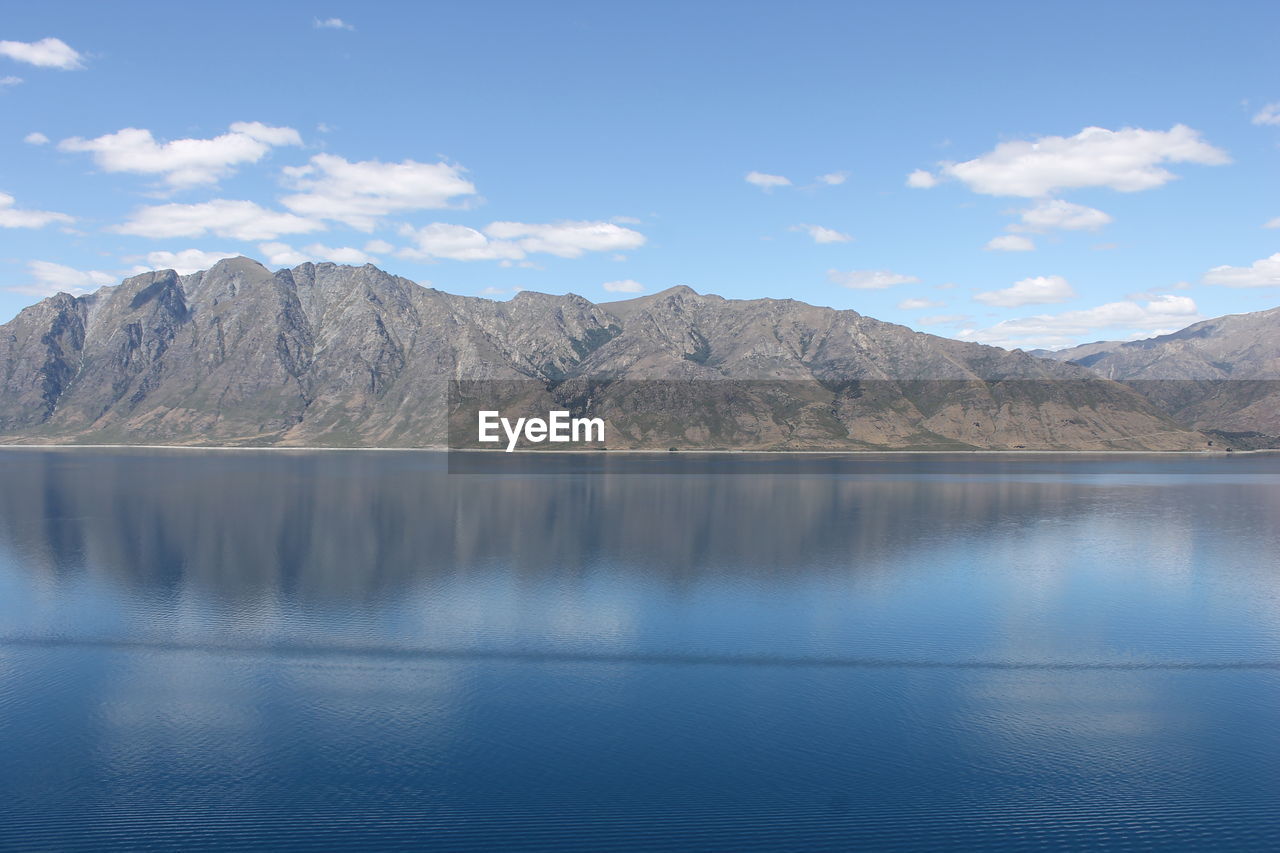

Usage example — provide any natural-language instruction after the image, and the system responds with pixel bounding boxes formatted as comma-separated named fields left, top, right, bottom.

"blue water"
left=1, top=449, right=1279, bottom=850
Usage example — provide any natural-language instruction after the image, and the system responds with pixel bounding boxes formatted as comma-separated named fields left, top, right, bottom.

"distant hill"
left=0, top=258, right=1206, bottom=450
left=1037, top=306, right=1280, bottom=448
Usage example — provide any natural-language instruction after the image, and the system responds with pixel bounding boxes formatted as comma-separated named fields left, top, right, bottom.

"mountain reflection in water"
left=1, top=449, right=1280, bottom=850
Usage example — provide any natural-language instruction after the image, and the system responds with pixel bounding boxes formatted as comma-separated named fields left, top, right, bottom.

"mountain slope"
left=1040, top=306, right=1280, bottom=445
left=0, top=258, right=1205, bottom=450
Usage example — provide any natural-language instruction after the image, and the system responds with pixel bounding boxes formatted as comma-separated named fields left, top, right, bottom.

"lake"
left=1, top=449, right=1279, bottom=850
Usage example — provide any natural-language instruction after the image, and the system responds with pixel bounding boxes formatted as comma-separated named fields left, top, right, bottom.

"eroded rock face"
left=1040, top=307, right=1280, bottom=445
left=0, top=292, right=87, bottom=432
left=0, top=257, right=1208, bottom=450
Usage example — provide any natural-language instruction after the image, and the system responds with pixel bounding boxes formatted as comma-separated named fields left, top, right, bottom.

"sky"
left=1, top=0, right=1277, bottom=349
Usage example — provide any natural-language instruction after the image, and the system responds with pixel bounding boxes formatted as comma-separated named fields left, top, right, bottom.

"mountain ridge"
left=1040, top=305, right=1280, bottom=444
left=0, top=257, right=1221, bottom=450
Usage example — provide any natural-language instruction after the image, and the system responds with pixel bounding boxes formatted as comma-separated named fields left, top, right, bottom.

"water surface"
left=2, top=449, right=1279, bottom=850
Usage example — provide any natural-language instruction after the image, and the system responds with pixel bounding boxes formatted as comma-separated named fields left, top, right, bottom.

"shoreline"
left=0, top=443, right=1274, bottom=456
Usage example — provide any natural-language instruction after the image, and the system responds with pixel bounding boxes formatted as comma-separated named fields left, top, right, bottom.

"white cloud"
left=0, top=37, right=84, bottom=70
left=0, top=75, right=21, bottom=88
left=306, top=243, right=377, bottom=264
left=957, top=295, right=1200, bottom=349
left=974, top=275, right=1076, bottom=307
left=313, top=17, right=354, bottom=30
left=364, top=239, right=395, bottom=254
left=602, top=279, right=645, bottom=293
left=898, top=298, right=944, bottom=310
left=827, top=269, right=920, bottom=290
left=129, top=249, right=240, bottom=275
left=23, top=131, right=48, bottom=145
left=281, top=154, right=476, bottom=230
left=1252, top=103, right=1280, bottom=126
left=59, top=122, right=302, bottom=190
left=259, top=242, right=312, bottom=267
left=745, top=171, right=791, bottom=190
left=818, top=171, right=848, bottom=185
left=399, top=224, right=523, bottom=261
left=484, top=221, right=646, bottom=257
left=229, top=121, right=303, bottom=146
left=113, top=200, right=323, bottom=240
left=9, top=261, right=115, bottom=296
left=1202, top=253, right=1280, bottom=288
left=1015, top=199, right=1113, bottom=231
left=941, top=125, right=1228, bottom=197
left=1264, top=217, right=1280, bottom=229
left=0, top=191, right=73, bottom=228
left=984, top=234, right=1035, bottom=252
left=906, top=169, right=938, bottom=189
left=791, top=223, right=852, bottom=244
left=398, top=220, right=645, bottom=262
left=256, top=242, right=378, bottom=267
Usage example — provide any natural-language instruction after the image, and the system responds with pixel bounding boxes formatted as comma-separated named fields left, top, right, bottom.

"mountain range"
left=1039, top=307, right=1280, bottom=448
left=0, top=257, right=1273, bottom=450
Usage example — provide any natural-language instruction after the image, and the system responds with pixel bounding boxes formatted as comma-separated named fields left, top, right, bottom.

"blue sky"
left=1, top=0, right=1277, bottom=348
